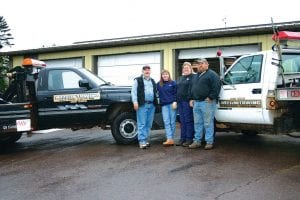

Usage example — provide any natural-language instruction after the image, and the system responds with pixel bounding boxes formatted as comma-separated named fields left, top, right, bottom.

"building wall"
left=12, top=56, right=25, bottom=67
left=13, top=33, right=274, bottom=74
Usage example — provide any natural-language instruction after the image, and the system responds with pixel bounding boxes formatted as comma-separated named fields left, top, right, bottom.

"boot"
left=163, top=139, right=174, bottom=147
left=204, top=143, right=213, bottom=150
left=175, top=139, right=185, bottom=146
left=182, top=140, right=193, bottom=147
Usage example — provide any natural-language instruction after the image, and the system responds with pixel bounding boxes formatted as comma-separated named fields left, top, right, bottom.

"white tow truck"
left=215, top=31, right=300, bottom=135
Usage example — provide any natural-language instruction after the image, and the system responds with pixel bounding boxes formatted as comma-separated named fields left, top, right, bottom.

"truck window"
left=48, top=70, right=82, bottom=90
left=282, top=54, right=300, bottom=74
left=224, top=55, right=263, bottom=84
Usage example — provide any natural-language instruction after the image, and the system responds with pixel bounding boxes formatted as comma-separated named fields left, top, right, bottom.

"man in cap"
left=131, top=65, right=158, bottom=149
left=188, top=58, right=221, bottom=150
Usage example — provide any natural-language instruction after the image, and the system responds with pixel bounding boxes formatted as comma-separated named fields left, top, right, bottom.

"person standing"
left=176, top=62, right=194, bottom=147
left=157, top=69, right=177, bottom=147
left=188, top=58, right=221, bottom=150
left=131, top=65, right=158, bottom=149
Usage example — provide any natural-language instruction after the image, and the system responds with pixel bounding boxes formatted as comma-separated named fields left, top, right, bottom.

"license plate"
left=16, top=119, right=31, bottom=132
left=278, top=90, right=288, bottom=99
left=291, top=90, right=300, bottom=97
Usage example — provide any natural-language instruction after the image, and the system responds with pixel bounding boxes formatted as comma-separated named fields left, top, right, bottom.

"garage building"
left=2, top=21, right=300, bottom=85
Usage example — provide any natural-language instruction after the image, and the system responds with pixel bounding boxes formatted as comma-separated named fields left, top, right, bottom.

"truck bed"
left=0, top=102, right=32, bottom=134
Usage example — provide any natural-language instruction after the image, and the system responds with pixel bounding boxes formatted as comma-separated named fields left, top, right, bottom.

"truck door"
left=215, top=54, right=266, bottom=124
left=37, top=68, right=102, bottom=129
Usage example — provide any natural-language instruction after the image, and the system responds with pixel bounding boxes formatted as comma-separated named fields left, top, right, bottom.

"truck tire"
left=111, top=112, right=138, bottom=144
left=0, top=133, right=22, bottom=146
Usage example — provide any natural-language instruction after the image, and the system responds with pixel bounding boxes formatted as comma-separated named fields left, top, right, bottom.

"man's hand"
left=189, top=100, right=194, bottom=108
left=172, top=102, right=177, bottom=110
left=133, top=102, right=139, bottom=111
left=205, top=97, right=212, bottom=103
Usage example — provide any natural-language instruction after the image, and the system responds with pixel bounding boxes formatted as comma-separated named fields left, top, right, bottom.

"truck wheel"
left=0, top=133, right=22, bottom=146
left=111, top=112, right=138, bottom=144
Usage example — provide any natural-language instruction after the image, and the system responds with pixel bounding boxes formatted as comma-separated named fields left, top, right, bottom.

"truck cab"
left=215, top=31, right=300, bottom=134
left=36, top=66, right=109, bottom=129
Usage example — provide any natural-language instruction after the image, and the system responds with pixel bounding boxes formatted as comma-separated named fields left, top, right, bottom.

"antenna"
left=222, top=17, right=227, bottom=28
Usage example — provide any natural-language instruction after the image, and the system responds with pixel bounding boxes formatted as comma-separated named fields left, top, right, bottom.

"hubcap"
left=119, top=119, right=137, bottom=138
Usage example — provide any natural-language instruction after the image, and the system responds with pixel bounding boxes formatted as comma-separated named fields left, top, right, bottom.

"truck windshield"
left=282, top=54, right=300, bottom=74
left=78, top=69, right=107, bottom=86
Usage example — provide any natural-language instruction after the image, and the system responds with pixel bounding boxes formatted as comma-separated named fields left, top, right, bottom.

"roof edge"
left=2, top=20, right=300, bottom=56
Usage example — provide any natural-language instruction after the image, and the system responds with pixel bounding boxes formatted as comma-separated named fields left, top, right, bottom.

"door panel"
left=215, top=54, right=267, bottom=124
left=37, top=69, right=103, bottom=129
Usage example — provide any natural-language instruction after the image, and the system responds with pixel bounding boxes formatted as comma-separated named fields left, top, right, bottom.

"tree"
left=0, top=56, right=9, bottom=93
left=0, top=16, right=13, bottom=49
left=0, top=16, right=14, bottom=92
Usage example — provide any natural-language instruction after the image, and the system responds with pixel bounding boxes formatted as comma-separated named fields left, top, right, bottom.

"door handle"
left=252, top=88, right=261, bottom=94
left=223, top=85, right=236, bottom=90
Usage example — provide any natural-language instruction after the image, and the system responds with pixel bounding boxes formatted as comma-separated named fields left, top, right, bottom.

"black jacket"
left=177, top=74, right=193, bottom=102
left=189, top=69, right=221, bottom=101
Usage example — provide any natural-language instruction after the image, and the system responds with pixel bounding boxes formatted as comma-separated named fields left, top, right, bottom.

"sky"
left=1, top=0, right=300, bottom=51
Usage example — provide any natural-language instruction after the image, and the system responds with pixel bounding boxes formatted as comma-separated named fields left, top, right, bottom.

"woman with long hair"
left=157, top=69, right=177, bottom=146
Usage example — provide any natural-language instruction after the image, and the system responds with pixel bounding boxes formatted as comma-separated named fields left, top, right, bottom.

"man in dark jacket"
left=188, top=58, right=221, bottom=150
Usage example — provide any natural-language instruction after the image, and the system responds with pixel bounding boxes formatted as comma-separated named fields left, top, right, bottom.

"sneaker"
left=204, top=144, right=213, bottom=150
left=182, top=140, right=193, bottom=147
left=139, top=143, right=147, bottom=149
left=188, top=141, right=201, bottom=149
left=163, top=139, right=174, bottom=147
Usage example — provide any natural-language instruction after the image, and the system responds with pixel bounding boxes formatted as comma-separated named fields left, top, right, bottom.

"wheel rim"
left=119, top=119, right=137, bottom=139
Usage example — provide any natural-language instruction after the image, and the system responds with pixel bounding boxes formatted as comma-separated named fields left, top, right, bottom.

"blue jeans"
left=137, top=103, right=155, bottom=144
left=178, top=101, right=194, bottom=141
left=193, top=100, right=216, bottom=144
left=162, top=104, right=177, bottom=140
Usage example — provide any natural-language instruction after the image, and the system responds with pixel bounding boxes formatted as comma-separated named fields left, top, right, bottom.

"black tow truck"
left=0, top=58, right=162, bottom=146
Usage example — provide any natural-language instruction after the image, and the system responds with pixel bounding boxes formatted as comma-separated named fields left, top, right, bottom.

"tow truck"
left=216, top=31, right=300, bottom=135
left=0, top=58, right=163, bottom=146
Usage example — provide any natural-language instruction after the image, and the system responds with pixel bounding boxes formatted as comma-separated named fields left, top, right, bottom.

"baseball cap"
left=142, top=65, right=151, bottom=70
left=195, top=58, right=208, bottom=63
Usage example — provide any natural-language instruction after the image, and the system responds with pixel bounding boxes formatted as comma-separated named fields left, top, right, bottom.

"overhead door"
left=176, top=44, right=260, bottom=78
left=178, top=44, right=260, bottom=59
left=97, top=52, right=161, bottom=86
left=43, top=57, right=83, bottom=68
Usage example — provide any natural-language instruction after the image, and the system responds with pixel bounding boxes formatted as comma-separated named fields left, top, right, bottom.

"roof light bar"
left=22, top=58, right=46, bottom=68
left=272, top=31, right=300, bottom=41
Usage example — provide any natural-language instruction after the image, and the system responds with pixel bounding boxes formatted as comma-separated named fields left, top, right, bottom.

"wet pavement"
left=0, top=128, right=299, bottom=200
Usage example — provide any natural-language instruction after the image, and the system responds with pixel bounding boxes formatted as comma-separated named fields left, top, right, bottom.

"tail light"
left=266, top=90, right=278, bottom=110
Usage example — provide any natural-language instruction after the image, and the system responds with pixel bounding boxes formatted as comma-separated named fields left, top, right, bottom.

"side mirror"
left=79, top=79, right=91, bottom=89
